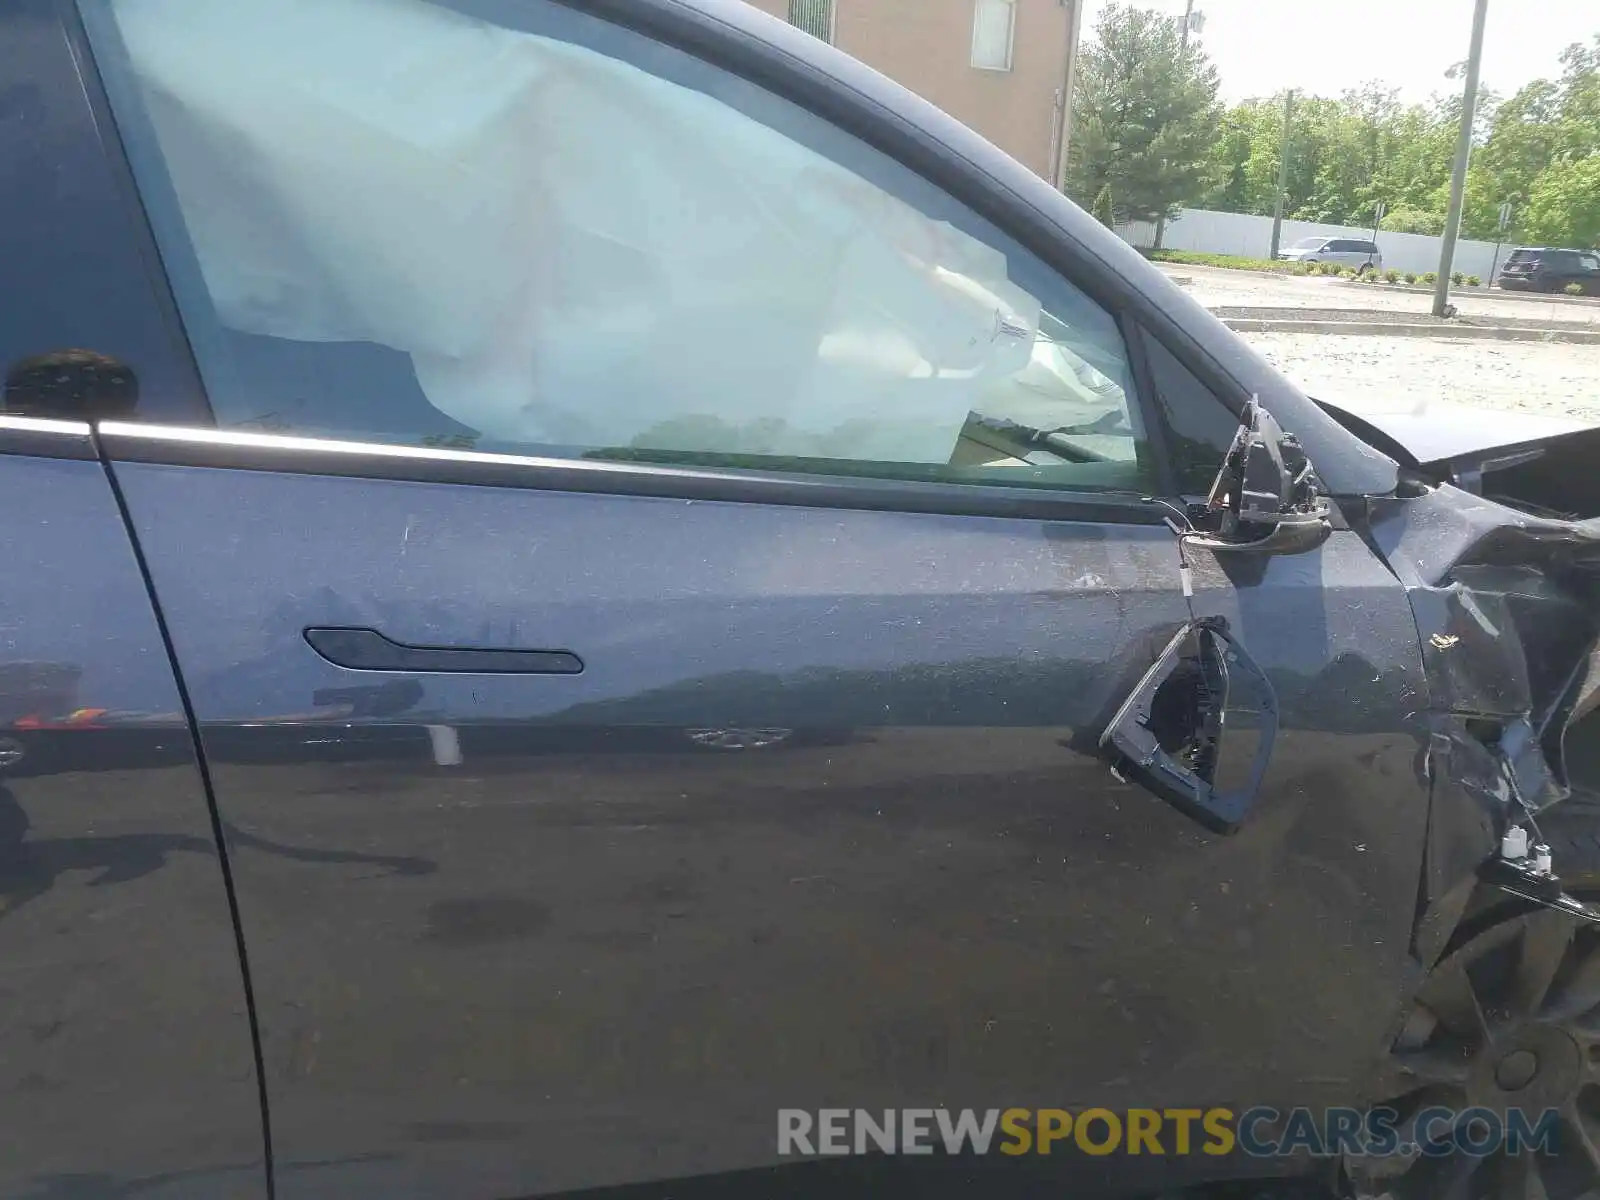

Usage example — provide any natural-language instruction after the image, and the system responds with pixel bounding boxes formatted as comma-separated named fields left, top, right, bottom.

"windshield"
left=1290, top=238, right=1327, bottom=250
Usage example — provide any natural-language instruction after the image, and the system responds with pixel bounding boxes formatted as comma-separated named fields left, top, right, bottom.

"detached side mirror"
left=1186, top=398, right=1332, bottom=556
left=1099, top=616, right=1279, bottom=835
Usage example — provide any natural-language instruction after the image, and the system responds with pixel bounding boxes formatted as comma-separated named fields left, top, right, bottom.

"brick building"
left=743, top=0, right=1082, bottom=184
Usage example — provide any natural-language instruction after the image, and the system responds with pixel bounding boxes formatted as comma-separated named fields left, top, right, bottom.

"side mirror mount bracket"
left=1185, top=398, right=1332, bottom=556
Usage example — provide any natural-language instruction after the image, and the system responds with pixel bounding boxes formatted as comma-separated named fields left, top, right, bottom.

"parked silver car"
left=1278, top=236, right=1382, bottom=272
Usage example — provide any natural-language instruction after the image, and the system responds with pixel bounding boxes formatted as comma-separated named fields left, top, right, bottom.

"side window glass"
left=78, top=0, right=1151, bottom=496
left=1141, top=332, right=1240, bottom=495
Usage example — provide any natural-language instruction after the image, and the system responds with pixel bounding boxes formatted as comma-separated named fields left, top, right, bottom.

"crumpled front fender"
left=1355, top=481, right=1600, bottom=961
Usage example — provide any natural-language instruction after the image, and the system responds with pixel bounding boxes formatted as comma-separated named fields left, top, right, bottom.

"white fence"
left=1114, top=208, right=1506, bottom=280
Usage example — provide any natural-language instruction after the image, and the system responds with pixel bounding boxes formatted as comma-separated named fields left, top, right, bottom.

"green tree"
left=1382, top=205, right=1444, bottom=235
left=1469, top=38, right=1600, bottom=246
left=1200, top=102, right=1266, bottom=213
left=1198, top=84, right=1473, bottom=230
left=1462, top=80, right=1562, bottom=235
left=1091, top=184, right=1116, bottom=227
left=1521, top=154, right=1600, bottom=246
left=1556, top=35, right=1600, bottom=156
left=1066, top=4, right=1223, bottom=227
left=1199, top=97, right=1283, bottom=214
left=1161, top=28, right=1600, bottom=247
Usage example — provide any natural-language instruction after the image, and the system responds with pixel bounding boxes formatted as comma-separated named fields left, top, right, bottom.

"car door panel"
left=1580, top=256, right=1600, bottom=296
left=0, top=422, right=265, bottom=1199
left=104, top=436, right=1429, bottom=1198
left=66, top=0, right=1438, bottom=1191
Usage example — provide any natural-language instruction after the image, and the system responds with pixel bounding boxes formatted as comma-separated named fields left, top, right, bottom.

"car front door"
left=1576, top=253, right=1600, bottom=296
left=1542, top=250, right=1578, bottom=292
left=73, top=0, right=1430, bottom=1195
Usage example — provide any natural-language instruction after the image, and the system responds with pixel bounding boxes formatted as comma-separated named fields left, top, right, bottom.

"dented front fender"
left=1355, top=482, right=1600, bottom=958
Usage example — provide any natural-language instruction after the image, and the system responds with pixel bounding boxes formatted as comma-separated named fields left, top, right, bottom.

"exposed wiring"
left=1147, top=498, right=1200, bottom=623
left=1146, top=496, right=1193, bottom=531
left=1503, top=761, right=1546, bottom=844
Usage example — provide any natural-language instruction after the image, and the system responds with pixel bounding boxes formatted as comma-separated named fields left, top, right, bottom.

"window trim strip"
left=97, top=422, right=1172, bottom=525
left=0, top=415, right=97, bottom=460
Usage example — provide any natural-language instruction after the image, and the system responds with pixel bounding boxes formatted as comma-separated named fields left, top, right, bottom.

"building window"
left=787, top=0, right=835, bottom=43
left=971, top=0, right=1016, bottom=71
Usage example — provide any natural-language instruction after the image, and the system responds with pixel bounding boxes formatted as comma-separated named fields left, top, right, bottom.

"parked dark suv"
left=1498, top=246, right=1600, bottom=294
left=8, top=2, right=1600, bottom=1200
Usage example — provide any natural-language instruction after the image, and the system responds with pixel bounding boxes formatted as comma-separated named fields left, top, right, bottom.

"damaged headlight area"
left=1358, top=478, right=1600, bottom=951
left=1107, top=392, right=1600, bottom=947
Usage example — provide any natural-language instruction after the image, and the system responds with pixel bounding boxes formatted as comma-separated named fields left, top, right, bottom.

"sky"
left=1079, top=0, right=1598, bottom=105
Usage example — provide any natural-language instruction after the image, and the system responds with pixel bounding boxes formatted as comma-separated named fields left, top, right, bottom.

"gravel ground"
left=1171, top=263, right=1600, bottom=326
left=1240, top=332, right=1600, bottom=423
left=1154, top=264, right=1600, bottom=422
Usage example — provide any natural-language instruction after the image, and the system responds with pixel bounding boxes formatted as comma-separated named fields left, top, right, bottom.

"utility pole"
left=1489, top=199, right=1513, bottom=285
left=1152, top=0, right=1200, bottom=249
left=1269, top=89, right=1296, bottom=260
left=1433, top=0, right=1490, bottom=317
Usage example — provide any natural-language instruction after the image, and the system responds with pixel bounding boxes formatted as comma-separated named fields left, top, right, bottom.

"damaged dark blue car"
left=3, top=0, right=1600, bottom=1198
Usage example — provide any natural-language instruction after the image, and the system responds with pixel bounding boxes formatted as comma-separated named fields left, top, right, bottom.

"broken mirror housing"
left=1099, top=616, right=1279, bottom=836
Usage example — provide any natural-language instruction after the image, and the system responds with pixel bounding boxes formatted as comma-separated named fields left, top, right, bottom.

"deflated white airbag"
left=109, top=0, right=1043, bottom=462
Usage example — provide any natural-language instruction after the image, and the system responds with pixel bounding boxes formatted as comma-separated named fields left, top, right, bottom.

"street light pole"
left=1433, top=0, right=1490, bottom=317
left=1489, top=200, right=1513, bottom=286
left=1152, top=0, right=1198, bottom=250
left=1269, top=89, right=1296, bottom=260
